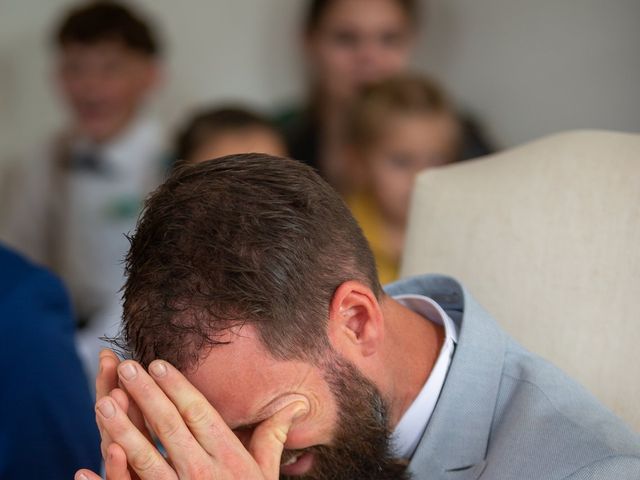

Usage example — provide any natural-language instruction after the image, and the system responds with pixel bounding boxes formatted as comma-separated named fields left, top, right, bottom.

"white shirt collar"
left=71, top=114, right=164, bottom=175
left=391, top=294, right=458, bottom=459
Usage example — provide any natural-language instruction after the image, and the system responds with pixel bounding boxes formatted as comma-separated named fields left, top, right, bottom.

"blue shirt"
left=0, top=244, right=101, bottom=479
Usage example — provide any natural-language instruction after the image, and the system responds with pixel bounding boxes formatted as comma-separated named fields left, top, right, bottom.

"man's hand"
left=76, top=358, right=308, bottom=480
left=95, top=350, right=152, bottom=480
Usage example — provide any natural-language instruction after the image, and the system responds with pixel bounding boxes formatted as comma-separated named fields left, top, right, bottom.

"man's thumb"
left=248, top=400, right=309, bottom=479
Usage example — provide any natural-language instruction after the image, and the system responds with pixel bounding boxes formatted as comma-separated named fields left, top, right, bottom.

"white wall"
left=1, top=0, right=639, bottom=168
left=142, top=0, right=307, bottom=129
left=417, top=0, right=640, bottom=148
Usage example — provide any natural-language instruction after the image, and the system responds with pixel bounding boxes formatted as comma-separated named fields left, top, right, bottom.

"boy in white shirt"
left=2, top=1, right=166, bottom=379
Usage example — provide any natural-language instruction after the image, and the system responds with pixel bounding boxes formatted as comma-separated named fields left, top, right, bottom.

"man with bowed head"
left=78, top=155, right=640, bottom=480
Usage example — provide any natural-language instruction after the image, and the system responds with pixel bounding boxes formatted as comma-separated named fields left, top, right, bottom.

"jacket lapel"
left=385, top=275, right=507, bottom=480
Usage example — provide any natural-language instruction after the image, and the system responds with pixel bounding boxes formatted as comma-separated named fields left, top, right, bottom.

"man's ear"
left=327, top=280, right=385, bottom=360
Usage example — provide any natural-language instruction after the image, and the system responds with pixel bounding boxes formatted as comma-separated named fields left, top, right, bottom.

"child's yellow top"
left=347, top=191, right=399, bottom=285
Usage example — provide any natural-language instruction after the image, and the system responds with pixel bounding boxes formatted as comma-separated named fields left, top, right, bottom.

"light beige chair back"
left=401, top=130, right=640, bottom=431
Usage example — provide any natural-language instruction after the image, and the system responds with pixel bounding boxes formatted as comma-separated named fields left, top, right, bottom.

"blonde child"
left=346, top=75, right=460, bottom=283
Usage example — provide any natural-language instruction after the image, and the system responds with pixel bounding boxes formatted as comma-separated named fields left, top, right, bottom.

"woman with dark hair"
left=276, top=0, right=494, bottom=193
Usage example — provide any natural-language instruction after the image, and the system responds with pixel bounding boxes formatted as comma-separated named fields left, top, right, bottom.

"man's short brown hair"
left=120, top=154, right=381, bottom=370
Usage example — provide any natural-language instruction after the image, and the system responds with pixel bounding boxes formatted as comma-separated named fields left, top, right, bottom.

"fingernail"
left=76, top=473, right=89, bottom=480
left=150, top=361, right=167, bottom=377
left=119, top=362, right=137, bottom=380
left=97, top=398, right=116, bottom=419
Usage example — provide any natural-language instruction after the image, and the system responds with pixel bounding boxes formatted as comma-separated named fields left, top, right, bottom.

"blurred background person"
left=345, top=74, right=460, bottom=283
left=0, top=243, right=100, bottom=479
left=276, top=0, right=492, bottom=194
left=174, top=105, right=287, bottom=165
left=2, top=1, right=638, bottom=201
left=0, top=1, right=166, bottom=380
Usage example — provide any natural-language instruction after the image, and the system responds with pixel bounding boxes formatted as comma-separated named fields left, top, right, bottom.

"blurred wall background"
left=1, top=0, right=639, bottom=169
left=419, top=0, right=640, bottom=148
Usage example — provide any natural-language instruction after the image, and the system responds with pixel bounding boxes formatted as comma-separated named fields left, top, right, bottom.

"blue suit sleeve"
left=0, top=257, right=101, bottom=479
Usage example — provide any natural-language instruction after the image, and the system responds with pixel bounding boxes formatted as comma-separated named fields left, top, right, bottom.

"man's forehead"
left=185, top=324, right=311, bottom=428
left=187, top=323, right=266, bottom=377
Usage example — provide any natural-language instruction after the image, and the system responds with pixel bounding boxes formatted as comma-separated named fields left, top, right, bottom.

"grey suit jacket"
left=385, top=275, right=640, bottom=479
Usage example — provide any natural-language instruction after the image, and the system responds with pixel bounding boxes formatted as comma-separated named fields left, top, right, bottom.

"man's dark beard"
left=280, top=356, right=411, bottom=480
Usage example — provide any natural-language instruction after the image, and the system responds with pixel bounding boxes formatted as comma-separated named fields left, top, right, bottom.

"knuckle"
left=181, top=400, right=211, bottom=427
left=138, top=378, right=153, bottom=396
left=256, top=418, right=288, bottom=445
left=272, top=427, right=288, bottom=445
left=154, top=413, right=183, bottom=439
left=129, top=448, right=157, bottom=473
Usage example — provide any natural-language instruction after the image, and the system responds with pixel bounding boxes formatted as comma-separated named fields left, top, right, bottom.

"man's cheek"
left=284, top=416, right=335, bottom=451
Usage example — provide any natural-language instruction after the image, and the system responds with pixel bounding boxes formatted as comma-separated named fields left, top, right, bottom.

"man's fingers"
left=116, top=361, right=212, bottom=476
left=249, top=401, right=309, bottom=480
left=76, top=443, right=133, bottom=480
left=97, top=349, right=120, bottom=398
left=104, top=442, right=133, bottom=480
left=106, top=389, right=144, bottom=480
left=96, top=395, right=176, bottom=480
left=110, top=388, right=129, bottom=410
left=97, top=350, right=121, bottom=460
left=111, top=387, right=154, bottom=448
left=98, top=352, right=153, bottom=464
left=146, top=360, right=244, bottom=457
left=98, top=390, right=127, bottom=461
left=75, top=469, right=102, bottom=480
